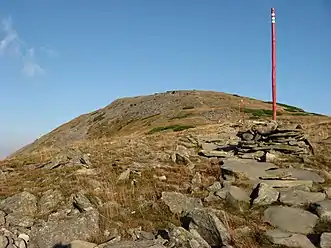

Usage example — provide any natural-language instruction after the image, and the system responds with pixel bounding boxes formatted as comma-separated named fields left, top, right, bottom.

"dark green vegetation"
left=147, top=124, right=195, bottom=134
left=263, top=101, right=326, bottom=117
left=243, top=108, right=283, bottom=117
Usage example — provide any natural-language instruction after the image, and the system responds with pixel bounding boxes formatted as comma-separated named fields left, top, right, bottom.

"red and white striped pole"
left=271, top=8, right=277, bottom=120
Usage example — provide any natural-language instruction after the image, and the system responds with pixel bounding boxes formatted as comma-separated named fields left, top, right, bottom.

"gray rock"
left=5, top=213, right=34, bottom=228
left=260, top=179, right=313, bottom=189
left=168, top=226, right=211, bottom=248
left=71, top=191, right=94, bottom=212
left=264, top=206, right=318, bottom=234
left=16, top=239, right=27, bottom=248
left=70, top=240, right=97, bottom=248
left=38, top=189, right=64, bottom=215
left=325, top=188, right=331, bottom=199
left=321, top=233, right=331, bottom=248
left=117, top=169, right=131, bottom=182
left=183, top=208, right=231, bottom=247
left=192, top=172, right=202, bottom=190
left=18, top=234, right=29, bottom=243
left=30, top=209, right=99, bottom=248
left=0, top=210, right=5, bottom=226
left=204, top=192, right=220, bottom=203
left=99, top=240, right=166, bottom=248
left=96, top=236, right=121, bottom=248
left=215, top=189, right=228, bottom=200
left=0, top=191, right=37, bottom=216
left=265, top=168, right=325, bottom=184
left=279, top=189, right=325, bottom=207
left=199, top=150, right=230, bottom=158
left=161, top=192, right=203, bottom=215
left=201, top=142, right=219, bottom=151
left=221, top=159, right=278, bottom=181
left=225, top=186, right=250, bottom=212
left=315, top=200, right=331, bottom=222
left=207, top=182, right=223, bottom=192
left=128, top=227, right=155, bottom=241
left=0, top=235, right=9, bottom=248
left=238, top=151, right=264, bottom=160
left=253, top=183, right=279, bottom=206
left=265, top=229, right=315, bottom=248
left=265, top=152, right=278, bottom=163
left=242, top=132, right=254, bottom=141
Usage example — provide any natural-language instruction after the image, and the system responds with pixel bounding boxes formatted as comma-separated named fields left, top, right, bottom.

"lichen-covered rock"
left=38, top=189, right=65, bottom=215
left=167, top=226, right=211, bottom=248
left=161, top=192, right=203, bottom=215
left=0, top=191, right=37, bottom=216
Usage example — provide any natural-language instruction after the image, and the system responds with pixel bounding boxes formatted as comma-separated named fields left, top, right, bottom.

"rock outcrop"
left=199, top=121, right=314, bottom=162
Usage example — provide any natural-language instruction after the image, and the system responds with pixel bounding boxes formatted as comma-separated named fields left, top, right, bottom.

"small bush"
left=147, top=125, right=195, bottom=134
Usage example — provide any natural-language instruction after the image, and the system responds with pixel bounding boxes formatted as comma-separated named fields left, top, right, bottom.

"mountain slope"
left=9, top=90, right=328, bottom=158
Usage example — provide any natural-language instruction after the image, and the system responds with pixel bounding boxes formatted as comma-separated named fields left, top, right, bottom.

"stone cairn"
left=199, top=121, right=314, bottom=161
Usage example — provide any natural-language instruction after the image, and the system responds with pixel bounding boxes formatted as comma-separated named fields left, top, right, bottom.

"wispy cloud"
left=0, top=16, right=55, bottom=77
left=40, top=45, right=58, bottom=58
left=21, top=48, right=44, bottom=77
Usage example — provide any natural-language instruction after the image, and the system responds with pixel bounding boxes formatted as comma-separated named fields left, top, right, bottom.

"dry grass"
left=1, top=90, right=331, bottom=246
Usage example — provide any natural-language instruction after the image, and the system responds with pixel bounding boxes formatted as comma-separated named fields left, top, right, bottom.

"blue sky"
left=0, top=0, right=330, bottom=158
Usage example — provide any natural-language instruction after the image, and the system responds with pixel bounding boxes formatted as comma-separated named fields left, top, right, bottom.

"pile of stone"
left=199, top=121, right=314, bottom=161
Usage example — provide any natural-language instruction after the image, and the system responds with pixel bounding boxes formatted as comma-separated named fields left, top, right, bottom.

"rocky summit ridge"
left=1, top=90, right=331, bottom=248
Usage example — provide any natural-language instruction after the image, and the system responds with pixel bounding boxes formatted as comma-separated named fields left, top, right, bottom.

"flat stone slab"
left=265, top=168, right=325, bottom=183
left=221, top=159, right=278, bottom=180
left=280, top=189, right=326, bottom=207
left=264, top=206, right=318, bottom=234
left=265, top=229, right=315, bottom=248
left=260, top=180, right=313, bottom=189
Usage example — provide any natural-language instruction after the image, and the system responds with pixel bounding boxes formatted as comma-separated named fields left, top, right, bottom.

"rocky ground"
left=1, top=119, right=331, bottom=248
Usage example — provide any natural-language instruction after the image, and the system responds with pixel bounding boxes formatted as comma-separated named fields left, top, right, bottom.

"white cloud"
left=0, top=16, right=54, bottom=77
left=40, top=45, right=58, bottom=57
left=21, top=48, right=44, bottom=77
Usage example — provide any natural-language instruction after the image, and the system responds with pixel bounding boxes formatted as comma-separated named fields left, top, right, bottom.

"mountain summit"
left=9, top=90, right=326, bottom=158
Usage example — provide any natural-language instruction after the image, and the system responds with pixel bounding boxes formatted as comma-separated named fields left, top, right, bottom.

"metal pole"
left=271, top=8, right=277, bottom=120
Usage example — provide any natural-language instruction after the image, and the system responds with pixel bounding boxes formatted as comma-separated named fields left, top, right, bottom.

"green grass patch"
left=147, top=125, right=195, bottom=134
left=243, top=108, right=282, bottom=117
left=277, top=103, right=304, bottom=112
left=264, top=101, right=305, bottom=113
left=290, top=112, right=310, bottom=116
